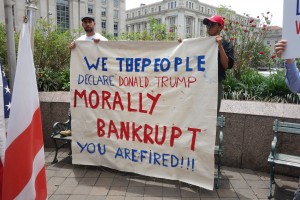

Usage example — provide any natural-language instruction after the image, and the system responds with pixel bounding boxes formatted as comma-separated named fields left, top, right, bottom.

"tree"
left=218, top=6, right=274, bottom=79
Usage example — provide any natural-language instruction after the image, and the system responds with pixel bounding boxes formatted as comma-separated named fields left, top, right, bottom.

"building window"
left=114, top=0, right=119, bottom=8
left=56, top=0, right=70, bottom=30
left=171, top=2, right=174, bottom=8
left=138, top=10, right=141, bottom=16
left=88, top=4, right=94, bottom=14
left=114, top=10, right=118, bottom=19
left=132, top=12, right=135, bottom=17
left=101, top=20, right=106, bottom=29
left=101, top=7, right=106, bottom=17
left=158, top=6, right=161, bottom=11
left=145, top=9, right=147, bottom=14
left=114, top=22, right=118, bottom=36
left=151, top=7, right=154, bottom=13
left=101, top=0, right=106, bottom=5
left=267, top=41, right=270, bottom=45
left=175, top=1, right=176, bottom=7
left=137, top=24, right=141, bottom=32
left=127, top=13, right=129, bottom=19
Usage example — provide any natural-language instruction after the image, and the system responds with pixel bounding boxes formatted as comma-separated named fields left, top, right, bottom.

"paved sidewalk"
left=45, top=148, right=298, bottom=200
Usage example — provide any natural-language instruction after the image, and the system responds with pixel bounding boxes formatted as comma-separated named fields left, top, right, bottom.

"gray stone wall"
left=40, top=92, right=300, bottom=177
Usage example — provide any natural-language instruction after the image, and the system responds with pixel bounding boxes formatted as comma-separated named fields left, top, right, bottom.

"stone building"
left=125, top=0, right=250, bottom=39
left=0, top=0, right=126, bottom=36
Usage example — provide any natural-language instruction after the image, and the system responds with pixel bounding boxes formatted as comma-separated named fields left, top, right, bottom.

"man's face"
left=206, top=21, right=223, bottom=36
left=82, top=19, right=95, bottom=33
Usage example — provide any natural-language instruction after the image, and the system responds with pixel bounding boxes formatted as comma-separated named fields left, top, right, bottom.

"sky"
left=126, top=0, right=284, bottom=27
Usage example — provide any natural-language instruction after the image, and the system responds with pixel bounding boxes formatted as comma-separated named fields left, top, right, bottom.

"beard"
left=84, top=27, right=94, bottom=33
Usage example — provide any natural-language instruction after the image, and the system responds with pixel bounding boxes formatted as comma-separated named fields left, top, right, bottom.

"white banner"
left=283, top=0, right=300, bottom=59
left=70, top=37, right=218, bottom=190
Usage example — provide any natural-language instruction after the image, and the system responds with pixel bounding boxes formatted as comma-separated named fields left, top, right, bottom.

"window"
left=138, top=10, right=141, bottom=16
left=151, top=7, right=154, bottom=13
left=101, top=20, right=106, bottom=29
left=127, top=13, right=129, bottom=19
left=88, top=4, right=94, bottom=14
left=101, top=0, right=106, bottom=5
left=144, top=9, right=147, bottom=14
left=171, top=2, right=173, bottom=9
left=267, top=41, right=270, bottom=45
left=101, top=7, right=106, bottom=17
left=132, top=12, right=135, bottom=17
left=137, top=24, right=141, bottom=32
left=114, top=0, right=119, bottom=8
left=114, top=10, right=118, bottom=19
left=175, top=1, right=176, bottom=7
left=114, top=22, right=118, bottom=36
left=158, top=6, right=161, bottom=11
left=56, top=0, right=70, bottom=30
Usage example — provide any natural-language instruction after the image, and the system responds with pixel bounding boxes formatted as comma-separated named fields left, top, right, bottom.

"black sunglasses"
left=206, top=22, right=219, bottom=27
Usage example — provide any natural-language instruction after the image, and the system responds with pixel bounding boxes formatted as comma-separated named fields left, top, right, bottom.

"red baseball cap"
left=203, top=15, right=224, bottom=28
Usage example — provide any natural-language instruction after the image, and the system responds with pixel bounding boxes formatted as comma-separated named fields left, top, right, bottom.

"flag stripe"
left=15, top=147, right=47, bottom=200
left=35, top=166, right=47, bottom=200
left=2, top=108, right=44, bottom=200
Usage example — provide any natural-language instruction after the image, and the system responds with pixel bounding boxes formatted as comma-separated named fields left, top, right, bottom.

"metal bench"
left=51, top=110, right=72, bottom=164
left=267, top=119, right=300, bottom=199
left=215, top=115, right=225, bottom=189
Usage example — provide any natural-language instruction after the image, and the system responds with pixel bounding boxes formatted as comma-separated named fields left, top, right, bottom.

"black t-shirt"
left=218, top=40, right=234, bottom=82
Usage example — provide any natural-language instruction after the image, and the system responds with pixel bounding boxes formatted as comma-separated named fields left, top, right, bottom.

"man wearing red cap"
left=203, top=15, right=234, bottom=113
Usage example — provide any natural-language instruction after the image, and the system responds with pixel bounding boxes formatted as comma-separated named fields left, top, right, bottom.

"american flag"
left=0, top=62, right=12, bottom=199
left=1, top=64, right=12, bottom=119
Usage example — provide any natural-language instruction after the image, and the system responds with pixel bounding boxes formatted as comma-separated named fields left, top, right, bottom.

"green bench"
left=215, top=115, right=225, bottom=189
left=51, top=111, right=72, bottom=164
left=267, top=119, right=300, bottom=199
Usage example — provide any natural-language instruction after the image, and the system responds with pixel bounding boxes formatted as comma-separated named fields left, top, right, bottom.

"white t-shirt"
left=76, top=33, right=108, bottom=41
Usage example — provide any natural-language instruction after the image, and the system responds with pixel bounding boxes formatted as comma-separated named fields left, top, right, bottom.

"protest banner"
left=282, top=0, right=300, bottom=58
left=70, top=37, right=218, bottom=190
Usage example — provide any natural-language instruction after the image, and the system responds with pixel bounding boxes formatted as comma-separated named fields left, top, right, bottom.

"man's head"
left=203, top=15, right=224, bottom=36
left=81, top=16, right=96, bottom=34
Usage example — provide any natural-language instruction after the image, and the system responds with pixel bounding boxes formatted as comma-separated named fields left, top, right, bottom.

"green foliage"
left=36, top=67, right=69, bottom=91
left=218, top=6, right=275, bottom=79
left=223, top=69, right=300, bottom=103
left=34, top=19, right=75, bottom=70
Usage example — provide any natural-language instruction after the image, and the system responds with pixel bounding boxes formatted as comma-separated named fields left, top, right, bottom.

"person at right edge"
left=275, top=39, right=300, bottom=200
left=203, top=15, right=234, bottom=114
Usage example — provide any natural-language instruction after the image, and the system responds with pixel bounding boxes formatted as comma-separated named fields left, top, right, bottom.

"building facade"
left=264, top=26, right=282, bottom=55
left=125, top=0, right=251, bottom=39
left=0, top=0, right=126, bottom=36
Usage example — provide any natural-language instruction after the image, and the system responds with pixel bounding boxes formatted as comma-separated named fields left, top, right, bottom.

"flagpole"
left=4, top=0, right=16, bottom=91
left=26, top=0, right=38, bottom=52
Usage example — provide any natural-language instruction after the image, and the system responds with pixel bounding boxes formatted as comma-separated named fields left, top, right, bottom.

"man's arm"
left=285, top=61, right=300, bottom=93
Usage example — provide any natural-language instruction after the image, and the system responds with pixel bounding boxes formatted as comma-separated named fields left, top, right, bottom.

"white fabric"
left=6, top=23, right=39, bottom=148
left=70, top=38, right=218, bottom=190
left=76, top=33, right=108, bottom=41
left=15, top=147, right=46, bottom=200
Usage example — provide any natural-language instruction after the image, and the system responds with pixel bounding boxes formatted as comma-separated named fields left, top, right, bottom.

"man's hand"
left=275, top=40, right=294, bottom=64
left=69, top=41, right=76, bottom=50
left=93, top=38, right=100, bottom=43
left=215, top=35, right=222, bottom=47
left=275, top=40, right=287, bottom=58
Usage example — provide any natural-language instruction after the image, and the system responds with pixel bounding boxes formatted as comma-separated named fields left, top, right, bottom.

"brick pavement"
left=45, top=149, right=298, bottom=200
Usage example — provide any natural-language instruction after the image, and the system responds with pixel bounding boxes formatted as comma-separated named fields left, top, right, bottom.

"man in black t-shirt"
left=203, top=15, right=234, bottom=113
